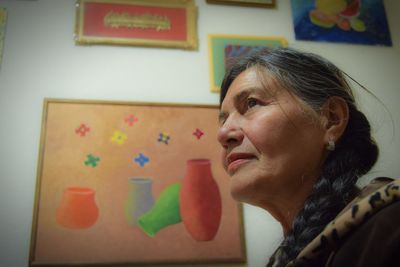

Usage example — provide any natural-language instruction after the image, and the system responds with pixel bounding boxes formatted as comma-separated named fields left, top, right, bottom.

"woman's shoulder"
left=327, top=177, right=400, bottom=266
left=294, top=178, right=400, bottom=267
left=328, top=199, right=400, bottom=267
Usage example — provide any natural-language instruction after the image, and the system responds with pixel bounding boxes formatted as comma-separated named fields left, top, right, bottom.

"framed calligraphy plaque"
left=29, top=99, right=246, bottom=266
left=206, top=0, right=275, bottom=8
left=75, top=0, right=198, bottom=50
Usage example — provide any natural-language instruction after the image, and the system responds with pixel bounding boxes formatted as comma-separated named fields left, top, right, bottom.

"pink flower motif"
left=193, top=128, right=204, bottom=140
left=75, top=123, right=90, bottom=137
left=124, top=114, right=138, bottom=126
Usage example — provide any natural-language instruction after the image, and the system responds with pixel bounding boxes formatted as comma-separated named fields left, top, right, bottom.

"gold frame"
left=75, top=0, right=198, bottom=50
left=206, top=0, right=275, bottom=8
left=29, top=98, right=246, bottom=266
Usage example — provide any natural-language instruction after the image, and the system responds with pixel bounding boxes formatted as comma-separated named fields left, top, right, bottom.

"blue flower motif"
left=134, top=153, right=149, bottom=167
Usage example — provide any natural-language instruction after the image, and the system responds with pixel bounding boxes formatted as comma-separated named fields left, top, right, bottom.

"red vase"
left=180, top=159, right=222, bottom=241
left=56, top=187, right=99, bottom=229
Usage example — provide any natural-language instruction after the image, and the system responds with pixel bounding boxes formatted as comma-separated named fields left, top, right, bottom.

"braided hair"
left=219, top=47, right=379, bottom=267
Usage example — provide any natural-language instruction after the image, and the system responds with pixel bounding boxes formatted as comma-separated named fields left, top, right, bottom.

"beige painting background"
left=30, top=99, right=245, bottom=265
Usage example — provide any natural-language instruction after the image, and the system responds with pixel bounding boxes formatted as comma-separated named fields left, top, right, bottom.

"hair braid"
left=271, top=106, right=378, bottom=267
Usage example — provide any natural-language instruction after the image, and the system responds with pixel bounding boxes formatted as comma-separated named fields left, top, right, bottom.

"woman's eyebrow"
left=218, top=87, right=269, bottom=123
left=233, top=89, right=252, bottom=106
left=233, top=87, right=268, bottom=106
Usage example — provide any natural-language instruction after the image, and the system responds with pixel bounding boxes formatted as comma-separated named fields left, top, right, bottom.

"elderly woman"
left=217, top=48, right=400, bottom=267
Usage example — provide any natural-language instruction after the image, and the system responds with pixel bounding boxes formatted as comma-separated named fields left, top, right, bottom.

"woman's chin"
left=229, top=181, right=255, bottom=203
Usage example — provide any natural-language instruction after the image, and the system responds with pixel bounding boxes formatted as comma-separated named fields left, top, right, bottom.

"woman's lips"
left=226, top=153, right=256, bottom=174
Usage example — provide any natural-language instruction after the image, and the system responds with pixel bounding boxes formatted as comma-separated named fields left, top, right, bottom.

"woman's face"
left=218, top=68, right=328, bottom=206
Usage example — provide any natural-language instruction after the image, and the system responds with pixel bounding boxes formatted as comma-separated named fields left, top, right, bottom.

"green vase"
left=137, top=183, right=181, bottom=237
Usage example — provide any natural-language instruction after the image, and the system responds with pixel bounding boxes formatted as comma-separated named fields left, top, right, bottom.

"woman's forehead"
left=224, top=68, right=281, bottom=99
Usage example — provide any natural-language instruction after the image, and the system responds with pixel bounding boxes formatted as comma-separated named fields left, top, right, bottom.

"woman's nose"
left=217, top=118, right=244, bottom=149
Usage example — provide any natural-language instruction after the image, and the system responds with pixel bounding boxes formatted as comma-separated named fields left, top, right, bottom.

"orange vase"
left=56, top=187, right=99, bottom=229
left=180, top=159, right=222, bottom=241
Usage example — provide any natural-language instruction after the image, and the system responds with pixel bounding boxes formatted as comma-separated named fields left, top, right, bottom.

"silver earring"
left=327, top=139, right=335, bottom=151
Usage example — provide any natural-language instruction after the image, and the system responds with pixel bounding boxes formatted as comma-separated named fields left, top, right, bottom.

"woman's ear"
left=321, top=96, right=349, bottom=143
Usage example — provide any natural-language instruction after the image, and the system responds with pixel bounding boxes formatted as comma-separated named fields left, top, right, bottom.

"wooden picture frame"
left=29, top=99, right=246, bottom=266
left=208, top=34, right=288, bottom=93
left=75, top=0, right=198, bottom=50
left=206, top=0, right=275, bottom=8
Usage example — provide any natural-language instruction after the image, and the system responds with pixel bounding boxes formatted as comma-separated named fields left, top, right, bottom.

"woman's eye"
left=246, top=98, right=259, bottom=109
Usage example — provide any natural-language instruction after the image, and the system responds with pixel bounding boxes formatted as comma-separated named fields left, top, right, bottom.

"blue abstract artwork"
left=291, top=0, right=392, bottom=46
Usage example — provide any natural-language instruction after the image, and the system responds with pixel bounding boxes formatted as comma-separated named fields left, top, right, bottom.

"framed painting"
left=75, top=0, right=198, bottom=50
left=29, top=99, right=246, bottom=266
left=206, top=0, right=275, bottom=8
left=208, top=34, right=287, bottom=93
left=0, top=7, right=7, bottom=68
left=290, top=0, right=392, bottom=46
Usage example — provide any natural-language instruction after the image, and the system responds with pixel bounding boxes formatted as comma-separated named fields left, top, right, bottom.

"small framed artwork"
left=0, top=7, right=7, bottom=68
left=208, top=34, right=287, bottom=93
left=29, top=99, right=246, bottom=266
left=206, top=0, right=275, bottom=8
left=291, top=0, right=392, bottom=46
left=75, top=0, right=198, bottom=50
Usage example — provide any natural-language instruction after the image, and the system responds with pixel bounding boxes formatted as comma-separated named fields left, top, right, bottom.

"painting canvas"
left=208, top=34, right=287, bottom=92
left=291, top=0, right=392, bottom=46
left=29, top=99, right=246, bottom=266
left=0, top=7, right=7, bottom=68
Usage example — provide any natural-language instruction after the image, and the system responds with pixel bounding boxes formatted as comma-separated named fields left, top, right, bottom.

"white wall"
left=0, top=1, right=399, bottom=267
